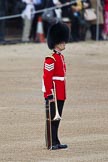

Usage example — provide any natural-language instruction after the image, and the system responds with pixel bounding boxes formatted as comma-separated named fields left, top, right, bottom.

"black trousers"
left=51, top=100, right=64, bottom=145
left=71, top=16, right=80, bottom=42
left=90, top=24, right=103, bottom=40
left=0, top=19, right=5, bottom=42
left=45, top=99, right=64, bottom=146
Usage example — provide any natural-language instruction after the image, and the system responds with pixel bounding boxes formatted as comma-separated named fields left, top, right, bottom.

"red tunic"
left=42, top=51, right=66, bottom=100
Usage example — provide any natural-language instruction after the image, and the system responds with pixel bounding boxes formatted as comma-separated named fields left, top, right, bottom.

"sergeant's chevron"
left=45, top=63, right=54, bottom=71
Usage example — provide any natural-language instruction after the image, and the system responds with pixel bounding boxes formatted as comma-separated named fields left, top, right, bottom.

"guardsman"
left=42, top=22, right=70, bottom=150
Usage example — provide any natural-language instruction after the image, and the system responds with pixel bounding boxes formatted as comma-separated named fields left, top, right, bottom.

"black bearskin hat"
left=47, top=22, right=70, bottom=49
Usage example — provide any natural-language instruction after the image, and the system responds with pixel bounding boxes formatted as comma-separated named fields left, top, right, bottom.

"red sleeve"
left=43, top=57, right=55, bottom=98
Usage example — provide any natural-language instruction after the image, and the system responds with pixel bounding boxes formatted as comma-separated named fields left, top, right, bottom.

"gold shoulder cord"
left=45, top=54, right=56, bottom=62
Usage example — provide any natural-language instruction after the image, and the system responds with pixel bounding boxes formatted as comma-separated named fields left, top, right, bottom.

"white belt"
left=52, top=76, right=65, bottom=81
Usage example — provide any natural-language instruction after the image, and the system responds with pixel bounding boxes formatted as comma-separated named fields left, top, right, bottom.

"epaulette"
left=45, top=54, right=56, bottom=61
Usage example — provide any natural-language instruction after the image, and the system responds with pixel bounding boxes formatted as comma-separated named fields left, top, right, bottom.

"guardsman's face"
left=55, top=42, right=66, bottom=51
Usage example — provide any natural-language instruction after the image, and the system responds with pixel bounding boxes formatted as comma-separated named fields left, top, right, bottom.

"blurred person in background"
left=52, top=0, right=62, bottom=19
left=80, top=0, right=91, bottom=41
left=29, top=0, right=46, bottom=41
left=69, top=0, right=83, bottom=42
left=0, top=0, right=7, bottom=43
left=42, top=0, right=62, bottom=38
left=90, top=0, right=104, bottom=40
left=60, top=0, right=91, bottom=41
left=103, top=0, right=108, bottom=40
left=60, top=0, right=71, bottom=19
left=60, top=0, right=73, bottom=42
left=21, top=0, right=35, bottom=42
left=44, top=0, right=62, bottom=21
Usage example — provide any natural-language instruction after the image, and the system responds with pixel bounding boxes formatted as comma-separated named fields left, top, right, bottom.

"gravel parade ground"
left=0, top=42, right=108, bottom=162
